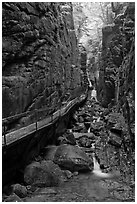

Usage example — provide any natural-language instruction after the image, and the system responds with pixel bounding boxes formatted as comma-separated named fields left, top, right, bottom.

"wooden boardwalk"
left=2, top=95, right=86, bottom=146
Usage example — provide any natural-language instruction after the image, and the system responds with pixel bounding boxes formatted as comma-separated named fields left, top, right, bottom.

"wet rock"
left=53, top=144, right=93, bottom=172
left=34, top=187, right=57, bottom=195
left=77, top=111, right=91, bottom=118
left=79, top=146, right=95, bottom=154
left=108, top=131, right=122, bottom=147
left=78, top=116, right=84, bottom=123
left=107, top=113, right=126, bottom=129
left=62, top=170, right=73, bottom=179
left=77, top=135, right=95, bottom=148
left=4, top=193, right=23, bottom=202
left=73, top=132, right=96, bottom=139
left=90, top=121, right=104, bottom=133
left=57, top=131, right=76, bottom=145
left=72, top=123, right=87, bottom=133
left=100, top=164, right=109, bottom=170
left=24, top=160, right=64, bottom=187
left=73, top=171, right=79, bottom=176
left=26, top=185, right=37, bottom=193
left=12, top=183, right=27, bottom=198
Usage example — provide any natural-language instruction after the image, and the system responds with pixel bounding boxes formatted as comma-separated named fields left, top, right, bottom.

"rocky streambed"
left=2, top=98, right=135, bottom=202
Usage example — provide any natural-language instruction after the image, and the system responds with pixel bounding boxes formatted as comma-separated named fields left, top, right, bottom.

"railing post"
left=35, top=109, right=38, bottom=131
left=3, top=123, right=6, bottom=146
left=59, top=102, right=61, bottom=117
left=51, top=112, right=53, bottom=122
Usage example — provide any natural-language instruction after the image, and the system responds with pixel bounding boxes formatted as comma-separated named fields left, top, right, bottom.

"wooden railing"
left=2, top=92, right=87, bottom=146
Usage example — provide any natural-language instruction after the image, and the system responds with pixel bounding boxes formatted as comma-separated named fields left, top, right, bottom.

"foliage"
left=72, top=2, right=114, bottom=47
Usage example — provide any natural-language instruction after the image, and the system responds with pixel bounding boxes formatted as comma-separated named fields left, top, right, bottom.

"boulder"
left=107, top=113, right=126, bottom=129
left=79, top=146, right=95, bottom=154
left=4, top=193, right=22, bottom=202
left=72, top=123, right=87, bottom=133
left=57, top=131, right=76, bottom=145
left=12, top=183, right=27, bottom=198
left=90, top=121, right=104, bottom=133
left=53, top=144, right=94, bottom=172
left=78, top=135, right=95, bottom=148
left=24, top=160, right=64, bottom=187
left=73, top=132, right=95, bottom=139
left=73, top=171, right=79, bottom=176
left=108, top=131, right=122, bottom=147
left=62, top=170, right=73, bottom=179
left=78, top=116, right=84, bottom=123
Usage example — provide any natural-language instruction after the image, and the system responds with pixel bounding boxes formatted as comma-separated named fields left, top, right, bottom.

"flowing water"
left=24, top=139, right=131, bottom=202
left=3, top=100, right=135, bottom=202
left=24, top=148, right=123, bottom=202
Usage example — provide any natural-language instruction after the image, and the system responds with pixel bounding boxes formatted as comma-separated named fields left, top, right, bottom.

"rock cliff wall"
left=98, top=2, right=135, bottom=144
left=2, top=3, right=83, bottom=123
left=98, top=3, right=135, bottom=108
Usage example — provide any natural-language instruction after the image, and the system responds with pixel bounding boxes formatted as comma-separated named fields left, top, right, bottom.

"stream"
left=3, top=97, right=135, bottom=202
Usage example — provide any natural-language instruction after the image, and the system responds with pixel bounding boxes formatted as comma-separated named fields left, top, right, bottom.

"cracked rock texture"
left=98, top=2, right=135, bottom=110
left=98, top=3, right=135, bottom=147
left=2, top=2, right=82, bottom=121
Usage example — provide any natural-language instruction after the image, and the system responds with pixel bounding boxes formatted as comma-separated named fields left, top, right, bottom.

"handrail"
left=2, top=86, right=87, bottom=125
left=2, top=93, right=86, bottom=147
left=2, top=107, right=55, bottom=125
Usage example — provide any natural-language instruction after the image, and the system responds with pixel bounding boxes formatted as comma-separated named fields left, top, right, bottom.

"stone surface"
left=24, top=160, right=64, bottom=187
left=4, top=193, right=23, bottom=202
left=98, top=2, right=135, bottom=114
left=12, top=183, right=27, bottom=198
left=34, top=187, right=57, bottom=195
left=78, top=135, right=95, bottom=148
left=72, top=123, right=87, bottom=133
left=2, top=2, right=83, bottom=129
left=90, top=121, right=104, bottom=134
left=53, top=144, right=94, bottom=172
left=62, top=170, right=73, bottom=179
left=108, top=131, right=122, bottom=147
left=73, top=132, right=95, bottom=139
left=57, top=131, right=76, bottom=145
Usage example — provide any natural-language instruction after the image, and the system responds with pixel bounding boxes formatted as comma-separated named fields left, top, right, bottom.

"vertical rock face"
left=2, top=2, right=82, bottom=120
left=79, top=45, right=88, bottom=87
left=98, top=2, right=135, bottom=143
left=98, top=3, right=135, bottom=108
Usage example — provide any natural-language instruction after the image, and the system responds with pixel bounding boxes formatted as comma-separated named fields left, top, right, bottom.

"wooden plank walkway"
left=2, top=95, right=86, bottom=146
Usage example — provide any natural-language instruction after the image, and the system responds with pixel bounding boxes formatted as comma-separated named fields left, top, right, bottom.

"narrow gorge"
left=2, top=2, right=135, bottom=202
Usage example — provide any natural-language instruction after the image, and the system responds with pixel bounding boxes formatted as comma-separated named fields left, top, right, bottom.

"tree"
left=73, top=2, right=114, bottom=45
left=72, top=3, right=87, bottom=42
